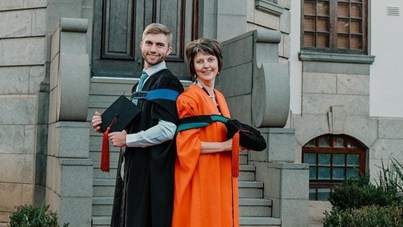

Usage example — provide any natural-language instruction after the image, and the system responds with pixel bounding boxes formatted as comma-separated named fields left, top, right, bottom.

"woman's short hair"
left=142, top=23, right=173, bottom=47
left=185, top=38, right=223, bottom=77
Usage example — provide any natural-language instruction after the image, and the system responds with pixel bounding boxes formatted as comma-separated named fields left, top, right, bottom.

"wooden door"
left=92, top=0, right=199, bottom=79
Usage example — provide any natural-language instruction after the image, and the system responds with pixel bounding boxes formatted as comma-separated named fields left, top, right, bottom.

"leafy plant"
left=8, top=204, right=69, bottom=227
left=324, top=205, right=403, bottom=227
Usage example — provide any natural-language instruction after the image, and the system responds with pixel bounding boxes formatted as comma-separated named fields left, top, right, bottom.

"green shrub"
left=329, top=175, right=399, bottom=211
left=8, top=204, right=69, bottom=227
left=324, top=205, right=403, bottom=227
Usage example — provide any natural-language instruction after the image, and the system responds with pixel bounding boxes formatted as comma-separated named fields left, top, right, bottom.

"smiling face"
left=140, top=33, right=172, bottom=69
left=193, top=52, right=219, bottom=86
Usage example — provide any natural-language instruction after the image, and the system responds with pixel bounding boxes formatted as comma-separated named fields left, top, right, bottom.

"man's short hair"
left=143, top=23, right=173, bottom=47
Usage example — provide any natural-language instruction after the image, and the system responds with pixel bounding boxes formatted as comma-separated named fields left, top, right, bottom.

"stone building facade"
left=1, top=0, right=403, bottom=226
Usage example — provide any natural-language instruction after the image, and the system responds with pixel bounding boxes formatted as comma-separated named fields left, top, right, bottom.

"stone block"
left=254, top=10, right=280, bottom=30
left=226, top=94, right=252, bottom=124
left=223, top=36, right=254, bottom=69
left=54, top=122, right=90, bottom=158
left=0, top=37, right=46, bottom=66
left=266, top=128, right=296, bottom=162
left=59, top=197, right=92, bottom=227
left=265, top=162, right=309, bottom=200
left=337, top=74, right=369, bottom=95
left=279, top=9, right=290, bottom=34
left=0, top=183, right=23, bottom=211
left=0, top=154, right=35, bottom=183
left=272, top=198, right=309, bottom=227
left=302, top=93, right=369, bottom=115
left=0, top=125, right=26, bottom=154
left=292, top=114, right=329, bottom=146
left=24, top=0, right=47, bottom=8
left=60, top=159, right=93, bottom=197
left=378, top=119, right=403, bottom=139
left=0, top=67, right=30, bottom=94
left=0, top=10, right=31, bottom=38
left=31, top=8, right=47, bottom=36
left=217, top=15, right=247, bottom=41
left=303, top=72, right=336, bottom=94
left=0, top=95, right=37, bottom=124
left=343, top=115, right=377, bottom=147
left=370, top=139, right=403, bottom=160
left=29, top=66, right=46, bottom=93
left=219, top=62, right=253, bottom=97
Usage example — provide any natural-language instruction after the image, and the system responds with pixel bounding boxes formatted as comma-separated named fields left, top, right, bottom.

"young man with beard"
left=91, top=23, right=184, bottom=227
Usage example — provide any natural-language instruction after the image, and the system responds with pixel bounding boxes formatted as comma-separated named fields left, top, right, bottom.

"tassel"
left=100, top=126, right=111, bottom=172
left=231, top=131, right=240, bottom=178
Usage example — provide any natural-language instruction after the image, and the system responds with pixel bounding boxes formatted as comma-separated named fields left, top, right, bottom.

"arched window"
left=302, top=134, right=367, bottom=201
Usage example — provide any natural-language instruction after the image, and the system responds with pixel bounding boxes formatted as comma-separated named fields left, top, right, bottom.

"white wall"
left=289, top=0, right=302, bottom=115
left=370, top=0, right=403, bottom=117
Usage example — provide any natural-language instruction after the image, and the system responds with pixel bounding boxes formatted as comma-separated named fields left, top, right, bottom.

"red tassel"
left=231, top=131, right=240, bottom=178
left=100, top=127, right=111, bottom=172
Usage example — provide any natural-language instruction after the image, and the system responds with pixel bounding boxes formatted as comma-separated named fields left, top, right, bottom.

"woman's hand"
left=109, top=130, right=127, bottom=147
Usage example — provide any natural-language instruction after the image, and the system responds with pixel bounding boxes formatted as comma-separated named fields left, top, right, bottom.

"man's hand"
left=109, top=130, right=127, bottom=147
left=91, top=111, right=103, bottom=133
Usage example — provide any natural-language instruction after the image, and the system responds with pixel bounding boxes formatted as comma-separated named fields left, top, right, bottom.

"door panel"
left=92, top=0, right=198, bottom=78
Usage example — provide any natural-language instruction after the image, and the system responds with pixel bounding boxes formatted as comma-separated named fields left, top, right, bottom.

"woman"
left=172, top=38, right=240, bottom=227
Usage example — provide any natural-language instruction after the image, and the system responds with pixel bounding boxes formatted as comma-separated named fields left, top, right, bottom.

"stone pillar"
left=46, top=18, right=92, bottom=227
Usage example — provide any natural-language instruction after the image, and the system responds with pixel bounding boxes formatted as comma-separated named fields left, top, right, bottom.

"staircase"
left=88, top=78, right=281, bottom=227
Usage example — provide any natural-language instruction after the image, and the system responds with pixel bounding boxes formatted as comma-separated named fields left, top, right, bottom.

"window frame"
left=301, top=0, right=368, bottom=54
left=302, top=134, right=367, bottom=201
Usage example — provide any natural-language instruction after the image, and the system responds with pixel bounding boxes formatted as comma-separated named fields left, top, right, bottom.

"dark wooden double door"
left=92, top=0, right=200, bottom=79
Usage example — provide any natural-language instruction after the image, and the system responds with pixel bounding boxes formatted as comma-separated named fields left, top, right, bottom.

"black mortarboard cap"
left=225, top=119, right=267, bottom=151
left=100, top=95, right=141, bottom=132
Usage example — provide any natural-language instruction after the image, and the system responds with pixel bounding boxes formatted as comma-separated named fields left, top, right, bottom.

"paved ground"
left=309, top=201, right=333, bottom=227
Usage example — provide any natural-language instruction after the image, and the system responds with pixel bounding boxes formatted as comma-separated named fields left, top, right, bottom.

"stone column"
left=45, top=18, right=92, bottom=227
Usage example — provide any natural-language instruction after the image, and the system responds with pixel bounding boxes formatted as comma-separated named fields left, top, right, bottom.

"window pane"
left=305, top=17, right=316, bottom=31
left=350, top=19, right=362, bottom=33
left=317, top=33, right=329, bottom=48
left=304, top=33, right=316, bottom=47
left=317, top=17, right=329, bottom=32
left=304, top=1, right=316, bottom=15
left=346, top=140, right=357, bottom=148
left=337, top=34, right=349, bottom=49
left=318, top=167, right=331, bottom=179
left=309, top=188, right=317, bottom=200
left=305, top=139, right=316, bottom=147
left=334, top=137, right=345, bottom=148
left=310, top=166, right=318, bottom=179
left=304, top=153, right=317, bottom=164
left=347, top=154, right=359, bottom=166
left=317, top=1, right=329, bottom=16
left=333, top=167, right=345, bottom=180
left=337, top=2, right=349, bottom=17
left=318, top=188, right=331, bottom=201
left=351, top=3, right=362, bottom=17
left=337, top=19, right=349, bottom=33
left=319, top=154, right=331, bottom=165
left=346, top=167, right=359, bottom=178
left=318, top=135, right=330, bottom=147
left=333, top=154, right=345, bottom=165
left=350, top=35, right=362, bottom=49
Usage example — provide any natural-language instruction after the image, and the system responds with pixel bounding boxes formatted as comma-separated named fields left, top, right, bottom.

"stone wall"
left=0, top=1, right=48, bottom=224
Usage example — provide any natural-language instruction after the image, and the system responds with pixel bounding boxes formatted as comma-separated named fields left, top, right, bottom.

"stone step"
left=240, top=217, right=281, bottom=227
left=92, top=196, right=272, bottom=217
left=92, top=216, right=281, bottom=227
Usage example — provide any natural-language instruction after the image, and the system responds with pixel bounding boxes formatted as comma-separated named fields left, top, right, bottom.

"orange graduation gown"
left=172, top=84, right=239, bottom=227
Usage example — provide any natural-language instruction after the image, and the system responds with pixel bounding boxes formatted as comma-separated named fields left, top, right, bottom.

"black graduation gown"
left=111, top=69, right=184, bottom=227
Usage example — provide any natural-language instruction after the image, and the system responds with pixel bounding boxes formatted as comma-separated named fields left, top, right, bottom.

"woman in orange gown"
left=172, top=38, right=240, bottom=227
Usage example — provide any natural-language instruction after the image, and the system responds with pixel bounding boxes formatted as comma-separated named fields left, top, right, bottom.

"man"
left=91, top=23, right=184, bottom=227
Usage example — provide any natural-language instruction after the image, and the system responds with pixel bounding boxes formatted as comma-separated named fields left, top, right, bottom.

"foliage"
left=8, top=204, right=69, bottom=227
left=324, top=205, right=403, bottom=227
left=329, top=174, right=401, bottom=211
left=324, top=157, right=403, bottom=226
